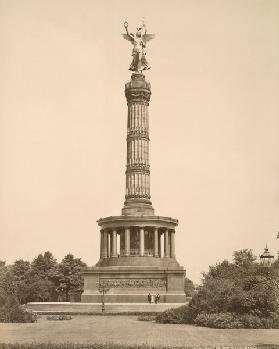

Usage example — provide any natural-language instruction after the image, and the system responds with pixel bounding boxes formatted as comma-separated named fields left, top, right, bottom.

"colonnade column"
left=124, top=228, right=130, bottom=256
left=100, top=230, right=103, bottom=258
left=164, top=229, right=169, bottom=257
left=107, top=233, right=111, bottom=258
left=112, top=229, right=117, bottom=257
left=170, top=230, right=175, bottom=258
left=103, top=230, right=108, bottom=258
left=140, top=228, right=145, bottom=256
left=154, top=228, right=158, bottom=257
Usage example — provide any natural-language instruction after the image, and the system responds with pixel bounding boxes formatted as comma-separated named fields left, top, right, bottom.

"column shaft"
left=107, top=233, right=110, bottom=258
left=100, top=230, right=103, bottom=258
left=164, top=229, right=169, bottom=257
left=170, top=230, right=175, bottom=258
left=124, top=228, right=130, bottom=256
left=100, top=231, right=104, bottom=258
left=103, top=230, right=108, bottom=258
left=140, top=228, right=145, bottom=256
left=154, top=228, right=158, bottom=257
left=112, top=229, right=117, bottom=257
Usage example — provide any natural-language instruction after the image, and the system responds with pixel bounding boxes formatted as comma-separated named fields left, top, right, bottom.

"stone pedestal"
left=82, top=266, right=185, bottom=303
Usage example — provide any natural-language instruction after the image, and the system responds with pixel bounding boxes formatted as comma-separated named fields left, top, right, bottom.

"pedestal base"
left=26, top=302, right=189, bottom=314
left=82, top=262, right=186, bottom=303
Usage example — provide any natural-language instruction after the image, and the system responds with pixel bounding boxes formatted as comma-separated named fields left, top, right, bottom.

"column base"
left=122, top=199, right=154, bottom=216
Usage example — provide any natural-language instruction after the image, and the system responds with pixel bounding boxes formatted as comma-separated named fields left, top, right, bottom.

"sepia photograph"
left=0, top=0, right=279, bottom=347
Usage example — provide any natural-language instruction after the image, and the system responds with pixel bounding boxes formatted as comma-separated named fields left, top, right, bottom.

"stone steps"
left=26, top=302, right=187, bottom=314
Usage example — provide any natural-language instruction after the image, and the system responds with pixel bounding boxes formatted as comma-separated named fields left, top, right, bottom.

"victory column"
left=82, top=22, right=186, bottom=303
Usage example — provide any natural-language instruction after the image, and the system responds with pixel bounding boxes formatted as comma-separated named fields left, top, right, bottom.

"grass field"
left=0, top=315, right=279, bottom=347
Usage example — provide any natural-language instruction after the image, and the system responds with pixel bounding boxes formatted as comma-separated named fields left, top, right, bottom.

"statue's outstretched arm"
left=124, top=21, right=134, bottom=40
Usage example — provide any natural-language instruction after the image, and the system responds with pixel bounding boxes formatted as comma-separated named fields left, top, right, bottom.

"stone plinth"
left=82, top=266, right=185, bottom=303
left=26, top=301, right=189, bottom=314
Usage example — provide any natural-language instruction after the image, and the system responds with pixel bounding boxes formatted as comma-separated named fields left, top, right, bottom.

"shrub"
left=194, top=312, right=242, bottom=329
left=155, top=305, right=192, bottom=324
left=194, top=312, right=279, bottom=329
left=184, top=277, right=195, bottom=297
left=137, top=314, right=156, bottom=321
left=0, top=295, right=37, bottom=323
left=46, top=314, right=72, bottom=321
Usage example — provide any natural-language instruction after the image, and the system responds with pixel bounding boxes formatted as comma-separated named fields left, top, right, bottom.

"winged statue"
left=122, top=21, right=155, bottom=73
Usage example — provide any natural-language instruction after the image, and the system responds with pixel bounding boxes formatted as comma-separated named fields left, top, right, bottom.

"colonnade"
left=100, top=227, right=175, bottom=259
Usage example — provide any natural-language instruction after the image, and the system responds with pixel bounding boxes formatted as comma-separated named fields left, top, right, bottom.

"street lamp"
left=98, top=281, right=110, bottom=312
left=260, top=245, right=274, bottom=267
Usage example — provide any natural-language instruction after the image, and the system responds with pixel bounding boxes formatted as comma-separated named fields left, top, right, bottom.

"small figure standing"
left=155, top=294, right=160, bottom=304
left=147, top=293, right=151, bottom=304
left=122, top=21, right=155, bottom=73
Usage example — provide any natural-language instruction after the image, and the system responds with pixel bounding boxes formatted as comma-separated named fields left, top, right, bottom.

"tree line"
left=157, top=249, right=279, bottom=328
left=0, top=252, right=86, bottom=305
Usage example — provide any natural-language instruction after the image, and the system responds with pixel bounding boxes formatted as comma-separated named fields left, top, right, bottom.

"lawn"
left=0, top=315, right=279, bottom=347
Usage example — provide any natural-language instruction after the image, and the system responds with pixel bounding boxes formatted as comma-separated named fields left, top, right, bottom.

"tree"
left=189, top=249, right=279, bottom=319
left=11, top=260, right=30, bottom=282
left=10, top=260, right=32, bottom=304
left=157, top=249, right=279, bottom=328
left=184, top=277, right=195, bottom=297
left=27, top=279, right=56, bottom=302
left=233, top=249, right=257, bottom=267
left=27, top=251, right=58, bottom=301
left=30, top=251, right=57, bottom=280
left=54, top=254, right=87, bottom=301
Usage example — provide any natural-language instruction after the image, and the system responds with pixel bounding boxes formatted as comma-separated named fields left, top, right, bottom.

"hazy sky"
left=0, top=0, right=278, bottom=283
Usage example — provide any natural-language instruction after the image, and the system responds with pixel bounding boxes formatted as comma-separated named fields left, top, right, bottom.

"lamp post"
left=260, top=245, right=274, bottom=267
left=98, top=281, right=110, bottom=312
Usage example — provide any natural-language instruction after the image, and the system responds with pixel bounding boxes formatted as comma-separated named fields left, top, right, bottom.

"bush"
left=194, top=312, right=242, bottom=329
left=46, top=314, right=72, bottom=321
left=157, top=249, right=279, bottom=328
left=137, top=314, right=156, bottom=321
left=0, top=295, right=37, bottom=323
left=194, top=312, right=279, bottom=329
left=155, top=305, right=192, bottom=324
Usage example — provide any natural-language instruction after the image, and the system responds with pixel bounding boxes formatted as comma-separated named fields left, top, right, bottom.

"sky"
left=0, top=0, right=278, bottom=283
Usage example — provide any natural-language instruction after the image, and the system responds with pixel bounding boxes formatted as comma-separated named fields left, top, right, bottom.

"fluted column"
left=140, top=228, right=145, bottom=256
left=170, top=230, right=175, bottom=258
left=154, top=227, right=158, bottom=257
left=103, top=230, right=108, bottom=258
left=164, top=229, right=169, bottom=257
left=124, top=228, right=130, bottom=256
left=112, top=229, right=117, bottom=257
left=123, top=74, right=154, bottom=216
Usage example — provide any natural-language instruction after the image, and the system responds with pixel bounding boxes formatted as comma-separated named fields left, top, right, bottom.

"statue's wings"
left=142, top=33, right=155, bottom=42
left=122, top=33, right=134, bottom=42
